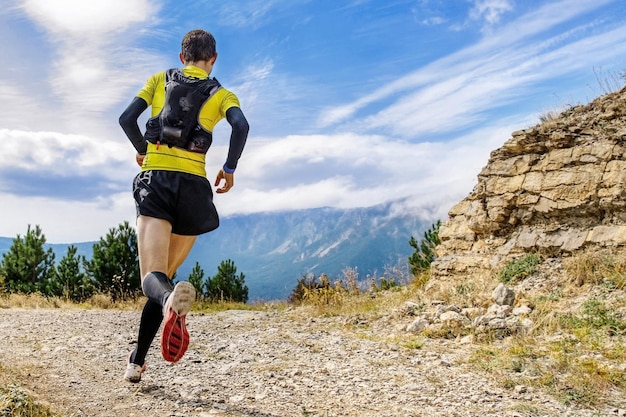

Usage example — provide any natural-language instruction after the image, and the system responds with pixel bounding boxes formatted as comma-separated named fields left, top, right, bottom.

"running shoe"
left=161, top=281, right=196, bottom=363
left=124, top=353, right=147, bottom=383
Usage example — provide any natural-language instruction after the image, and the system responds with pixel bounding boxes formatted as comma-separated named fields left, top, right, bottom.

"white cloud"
left=47, top=46, right=163, bottom=131
left=0, top=192, right=136, bottom=243
left=420, top=16, right=446, bottom=26
left=20, top=0, right=151, bottom=36
left=216, top=0, right=290, bottom=29
left=469, top=0, right=514, bottom=26
left=209, top=123, right=513, bottom=217
left=0, top=82, right=56, bottom=131
left=6, top=0, right=164, bottom=137
left=0, top=119, right=515, bottom=242
left=228, top=59, right=275, bottom=113
left=0, top=129, right=133, bottom=179
left=318, top=0, right=625, bottom=136
left=216, top=55, right=324, bottom=139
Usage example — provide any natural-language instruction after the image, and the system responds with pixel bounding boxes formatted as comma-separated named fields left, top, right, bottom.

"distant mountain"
left=0, top=202, right=429, bottom=300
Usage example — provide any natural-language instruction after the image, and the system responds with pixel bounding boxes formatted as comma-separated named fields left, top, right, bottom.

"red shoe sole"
left=161, top=310, right=189, bottom=363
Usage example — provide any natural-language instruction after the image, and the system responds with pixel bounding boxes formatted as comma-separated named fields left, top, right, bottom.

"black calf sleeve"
left=141, top=271, right=174, bottom=307
left=129, top=272, right=173, bottom=366
left=131, top=299, right=163, bottom=366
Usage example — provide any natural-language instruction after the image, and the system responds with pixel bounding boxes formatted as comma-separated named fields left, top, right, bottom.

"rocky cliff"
left=431, top=85, right=626, bottom=282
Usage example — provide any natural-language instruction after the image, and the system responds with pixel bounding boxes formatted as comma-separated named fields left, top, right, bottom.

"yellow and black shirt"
left=136, top=66, right=240, bottom=177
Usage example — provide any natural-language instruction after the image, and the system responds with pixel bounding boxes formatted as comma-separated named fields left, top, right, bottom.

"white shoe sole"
left=166, top=281, right=196, bottom=317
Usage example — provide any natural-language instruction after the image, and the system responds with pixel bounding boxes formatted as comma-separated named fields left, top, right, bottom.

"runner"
left=119, top=29, right=249, bottom=383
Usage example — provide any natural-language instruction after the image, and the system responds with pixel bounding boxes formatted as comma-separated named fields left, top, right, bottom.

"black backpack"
left=145, top=68, right=222, bottom=150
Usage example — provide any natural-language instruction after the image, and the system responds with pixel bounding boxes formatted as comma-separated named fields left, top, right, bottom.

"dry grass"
left=292, top=248, right=626, bottom=408
left=591, top=66, right=626, bottom=96
left=193, top=299, right=279, bottom=313
left=422, top=271, right=495, bottom=308
left=0, top=292, right=277, bottom=314
left=0, top=365, right=60, bottom=417
left=469, top=331, right=626, bottom=407
left=564, top=249, right=626, bottom=289
left=0, top=292, right=146, bottom=311
left=296, top=273, right=426, bottom=319
left=0, top=292, right=69, bottom=309
left=465, top=249, right=626, bottom=408
left=1, top=248, right=625, bottom=409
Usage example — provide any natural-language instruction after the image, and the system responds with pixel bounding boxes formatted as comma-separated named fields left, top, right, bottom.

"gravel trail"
left=0, top=308, right=615, bottom=417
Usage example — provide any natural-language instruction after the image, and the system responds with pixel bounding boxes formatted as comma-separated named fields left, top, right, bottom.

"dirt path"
left=0, top=308, right=615, bottom=417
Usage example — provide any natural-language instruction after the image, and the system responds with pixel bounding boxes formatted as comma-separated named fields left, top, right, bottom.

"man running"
left=119, top=29, right=249, bottom=383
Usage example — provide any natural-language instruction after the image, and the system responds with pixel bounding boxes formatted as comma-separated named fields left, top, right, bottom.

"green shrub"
left=370, top=277, right=398, bottom=292
left=498, top=253, right=540, bottom=284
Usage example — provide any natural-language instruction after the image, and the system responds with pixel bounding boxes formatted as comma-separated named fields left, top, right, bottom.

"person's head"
left=180, top=29, right=217, bottom=63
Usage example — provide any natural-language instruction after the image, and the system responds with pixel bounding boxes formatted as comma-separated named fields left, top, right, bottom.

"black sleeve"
left=224, top=106, right=249, bottom=171
left=119, top=97, right=149, bottom=154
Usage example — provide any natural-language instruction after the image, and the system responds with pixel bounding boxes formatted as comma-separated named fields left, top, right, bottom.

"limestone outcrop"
left=432, top=86, right=626, bottom=281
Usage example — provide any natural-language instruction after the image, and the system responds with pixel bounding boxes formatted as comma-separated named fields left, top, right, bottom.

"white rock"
left=407, top=317, right=429, bottom=333
left=492, top=283, right=516, bottom=306
left=512, top=305, right=532, bottom=315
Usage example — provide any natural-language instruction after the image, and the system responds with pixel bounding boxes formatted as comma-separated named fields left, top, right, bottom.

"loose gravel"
left=0, top=308, right=620, bottom=416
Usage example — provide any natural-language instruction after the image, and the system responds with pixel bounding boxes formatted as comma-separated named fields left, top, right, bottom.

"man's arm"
left=119, top=97, right=149, bottom=154
left=215, top=106, right=249, bottom=193
left=223, top=106, right=249, bottom=171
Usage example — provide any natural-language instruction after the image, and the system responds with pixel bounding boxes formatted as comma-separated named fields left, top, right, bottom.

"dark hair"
left=181, top=29, right=216, bottom=62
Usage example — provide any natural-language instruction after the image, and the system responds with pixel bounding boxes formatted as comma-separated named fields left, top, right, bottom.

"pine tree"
left=86, top=221, right=140, bottom=301
left=188, top=261, right=205, bottom=300
left=0, top=225, right=56, bottom=294
left=408, top=220, right=441, bottom=276
left=205, top=259, right=249, bottom=303
left=56, top=245, right=94, bottom=302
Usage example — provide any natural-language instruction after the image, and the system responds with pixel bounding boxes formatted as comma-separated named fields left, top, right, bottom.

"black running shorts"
left=133, top=170, right=219, bottom=235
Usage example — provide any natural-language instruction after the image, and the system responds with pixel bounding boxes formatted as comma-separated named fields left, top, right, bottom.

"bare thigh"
left=136, top=215, right=196, bottom=280
left=167, top=233, right=196, bottom=278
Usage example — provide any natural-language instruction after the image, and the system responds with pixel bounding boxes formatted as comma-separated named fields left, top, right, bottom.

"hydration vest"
left=145, top=68, right=222, bottom=153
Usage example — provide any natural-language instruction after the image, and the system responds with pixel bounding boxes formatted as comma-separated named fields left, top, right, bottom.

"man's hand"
left=214, top=169, right=234, bottom=193
left=136, top=153, right=145, bottom=167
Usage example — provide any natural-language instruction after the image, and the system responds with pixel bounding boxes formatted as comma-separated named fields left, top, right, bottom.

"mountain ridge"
left=0, top=201, right=430, bottom=300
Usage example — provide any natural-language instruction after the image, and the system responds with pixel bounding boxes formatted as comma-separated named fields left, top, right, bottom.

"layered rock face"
left=432, top=86, right=626, bottom=280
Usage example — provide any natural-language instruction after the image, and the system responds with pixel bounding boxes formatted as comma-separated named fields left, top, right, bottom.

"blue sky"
left=1, top=0, right=625, bottom=243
